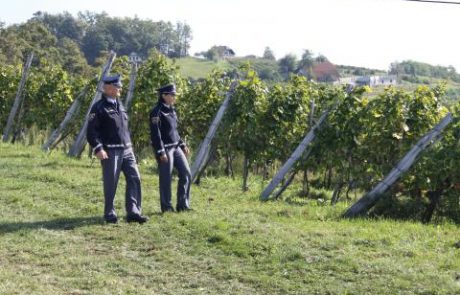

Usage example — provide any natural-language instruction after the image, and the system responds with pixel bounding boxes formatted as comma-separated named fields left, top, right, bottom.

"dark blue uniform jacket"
left=87, top=95, right=132, bottom=154
left=149, top=103, right=185, bottom=156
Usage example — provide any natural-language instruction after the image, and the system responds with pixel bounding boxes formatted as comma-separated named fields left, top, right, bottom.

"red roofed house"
left=311, top=61, right=340, bottom=83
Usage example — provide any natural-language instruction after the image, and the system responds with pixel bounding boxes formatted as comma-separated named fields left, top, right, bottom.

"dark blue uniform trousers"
left=158, top=146, right=191, bottom=212
left=101, top=148, right=142, bottom=219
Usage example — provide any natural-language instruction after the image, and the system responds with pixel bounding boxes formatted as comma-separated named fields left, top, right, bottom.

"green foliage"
left=278, top=54, right=298, bottom=78
left=201, top=45, right=235, bottom=61
left=337, top=64, right=385, bottom=77
left=110, top=55, right=132, bottom=85
left=305, top=84, right=457, bottom=221
left=0, top=64, right=21, bottom=128
left=228, top=57, right=281, bottom=81
left=56, top=37, right=91, bottom=75
left=221, top=66, right=267, bottom=162
left=21, top=62, right=74, bottom=130
left=0, top=19, right=93, bottom=77
left=178, top=69, right=232, bottom=147
left=1, top=11, right=192, bottom=67
left=0, top=58, right=95, bottom=146
left=262, top=46, right=275, bottom=60
left=260, top=75, right=315, bottom=161
left=391, top=60, right=460, bottom=82
left=174, top=57, right=231, bottom=80
left=0, top=21, right=58, bottom=65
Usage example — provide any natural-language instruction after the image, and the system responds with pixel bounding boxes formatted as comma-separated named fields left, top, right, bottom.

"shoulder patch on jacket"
left=151, top=116, right=160, bottom=124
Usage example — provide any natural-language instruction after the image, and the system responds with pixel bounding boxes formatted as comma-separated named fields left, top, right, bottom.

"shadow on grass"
left=0, top=152, right=34, bottom=159
left=0, top=216, right=104, bottom=234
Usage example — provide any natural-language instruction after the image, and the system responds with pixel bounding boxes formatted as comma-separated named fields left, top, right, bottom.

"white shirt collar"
left=106, top=97, right=117, bottom=104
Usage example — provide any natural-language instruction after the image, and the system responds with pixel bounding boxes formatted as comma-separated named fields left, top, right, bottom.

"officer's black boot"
left=126, top=214, right=149, bottom=224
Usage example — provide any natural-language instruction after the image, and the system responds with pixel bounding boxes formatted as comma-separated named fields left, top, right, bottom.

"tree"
left=0, top=21, right=63, bottom=66
left=205, top=47, right=219, bottom=61
left=204, top=46, right=235, bottom=61
left=315, top=54, right=329, bottom=63
left=299, top=50, right=314, bottom=69
left=32, top=11, right=86, bottom=42
left=172, top=22, right=192, bottom=57
left=3, top=12, right=194, bottom=66
left=262, top=46, right=275, bottom=60
left=81, top=28, right=110, bottom=65
left=298, top=49, right=314, bottom=79
left=278, top=54, right=297, bottom=78
left=0, top=64, right=21, bottom=128
left=0, top=28, right=25, bottom=64
left=57, top=37, right=91, bottom=75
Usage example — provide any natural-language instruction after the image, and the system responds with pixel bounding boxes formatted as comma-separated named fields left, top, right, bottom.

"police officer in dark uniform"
left=87, top=74, right=148, bottom=224
left=149, top=84, right=192, bottom=213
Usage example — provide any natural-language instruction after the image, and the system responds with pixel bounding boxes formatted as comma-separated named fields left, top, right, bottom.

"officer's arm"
left=86, top=105, right=104, bottom=154
left=149, top=112, right=165, bottom=156
left=176, top=110, right=189, bottom=154
left=179, top=138, right=190, bottom=156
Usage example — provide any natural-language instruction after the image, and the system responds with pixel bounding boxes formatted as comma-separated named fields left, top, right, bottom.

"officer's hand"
left=159, top=153, right=168, bottom=163
left=183, top=146, right=190, bottom=157
left=96, top=150, right=109, bottom=160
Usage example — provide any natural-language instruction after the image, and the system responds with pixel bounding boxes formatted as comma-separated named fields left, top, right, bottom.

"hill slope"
left=0, top=143, right=459, bottom=294
left=174, top=57, right=231, bottom=79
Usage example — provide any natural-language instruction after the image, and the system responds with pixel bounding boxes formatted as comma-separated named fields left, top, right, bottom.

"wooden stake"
left=2, top=52, right=34, bottom=142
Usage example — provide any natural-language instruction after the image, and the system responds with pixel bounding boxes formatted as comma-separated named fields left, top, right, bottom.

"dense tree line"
left=0, top=11, right=192, bottom=68
left=390, top=60, right=460, bottom=82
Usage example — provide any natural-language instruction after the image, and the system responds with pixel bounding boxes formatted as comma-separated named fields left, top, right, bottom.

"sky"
left=1, top=0, right=460, bottom=71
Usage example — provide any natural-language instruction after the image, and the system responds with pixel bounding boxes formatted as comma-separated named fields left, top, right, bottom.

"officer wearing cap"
left=87, top=74, right=148, bottom=224
left=149, top=83, right=192, bottom=213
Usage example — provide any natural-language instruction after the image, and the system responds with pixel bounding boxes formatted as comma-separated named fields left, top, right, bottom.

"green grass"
left=0, top=143, right=459, bottom=294
left=173, top=57, right=231, bottom=79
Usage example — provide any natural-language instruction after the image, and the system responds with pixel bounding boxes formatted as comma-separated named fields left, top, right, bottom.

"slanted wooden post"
left=68, top=51, right=116, bottom=157
left=2, top=52, right=34, bottom=142
left=42, top=84, right=91, bottom=151
left=190, top=81, right=237, bottom=183
left=124, top=52, right=141, bottom=111
left=260, top=108, right=331, bottom=201
left=343, top=113, right=453, bottom=218
left=124, top=62, right=138, bottom=111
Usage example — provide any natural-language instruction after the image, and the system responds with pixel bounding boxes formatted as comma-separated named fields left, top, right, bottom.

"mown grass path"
left=0, top=143, right=459, bottom=294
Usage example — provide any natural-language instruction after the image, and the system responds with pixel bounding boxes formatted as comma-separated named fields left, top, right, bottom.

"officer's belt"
left=164, top=142, right=179, bottom=149
left=105, top=142, right=132, bottom=149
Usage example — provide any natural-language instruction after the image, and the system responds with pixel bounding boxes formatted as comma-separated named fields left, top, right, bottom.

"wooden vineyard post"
left=2, top=52, right=34, bottom=142
left=124, top=52, right=142, bottom=111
